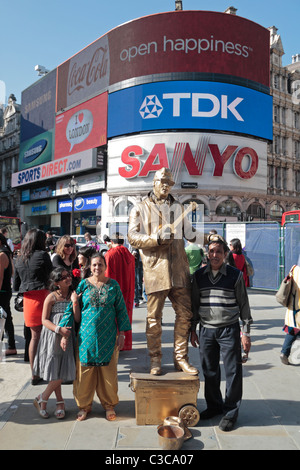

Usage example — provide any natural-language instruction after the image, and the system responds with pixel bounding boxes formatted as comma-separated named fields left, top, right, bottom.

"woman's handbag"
left=276, top=277, right=293, bottom=307
left=245, top=259, right=254, bottom=277
left=14, top=293, right=24, bottom=312
left=275, top=265, right=296, bottom=307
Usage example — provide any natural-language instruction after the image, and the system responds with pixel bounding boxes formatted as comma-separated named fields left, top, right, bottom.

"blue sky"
left=1, top=0, right=299, bottom=104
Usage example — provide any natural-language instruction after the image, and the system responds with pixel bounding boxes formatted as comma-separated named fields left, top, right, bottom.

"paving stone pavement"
left=0, top=291, right=300, bottom=454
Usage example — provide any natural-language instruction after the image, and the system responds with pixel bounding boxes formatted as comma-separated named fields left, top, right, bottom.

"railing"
left=109, top=220, right=300, bottom=291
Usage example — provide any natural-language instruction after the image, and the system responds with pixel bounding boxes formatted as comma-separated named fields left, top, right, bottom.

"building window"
left=275, top=166, right=281, bottom=188
left=114, top=199, right=134, bottom=216
left=295, top=141, right=300, bottom=159
left=274, top=135, right=279, bottom=154
left=282, top=76, right=286, bottom=93
left=282, top=167, right=287, bottom=190
left=183, top=198, right=209, bottom=221
left=268, top=165, right=274, bottom=187
left=296, top=171, right=300, bottom=192
left=216, top=200, right=241, bottom=217
left=247, top=203, right=265, bottom=220
left=270, top=203, right=284, bottom=220
left=282, top=137, right=287, bottom=155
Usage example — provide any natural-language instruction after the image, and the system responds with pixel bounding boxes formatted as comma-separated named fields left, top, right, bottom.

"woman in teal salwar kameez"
left=59, top=253, right=131, bottom=421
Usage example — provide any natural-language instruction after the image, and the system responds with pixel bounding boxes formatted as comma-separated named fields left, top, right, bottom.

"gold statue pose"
left=128, top=168, right=199, bottom=376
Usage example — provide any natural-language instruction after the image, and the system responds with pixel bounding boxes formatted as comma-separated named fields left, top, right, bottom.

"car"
left=98, top=243, right=109, bottom=255
left=70, top=235, right=87, bottom=248
left=70, top=235, right=109, bottom=255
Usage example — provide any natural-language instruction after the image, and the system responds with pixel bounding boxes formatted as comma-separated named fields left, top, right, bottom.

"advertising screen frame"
left=11, top=148, right=97, bottom=188
left=56, top=10, right=270, bottom=112
left=21, top=68, right=56, bottom=143
left=54, top=92, right=107, bottom=160
left=108, top=81, right=273, bottom=140
left=107, top=132, right=267, bottom=194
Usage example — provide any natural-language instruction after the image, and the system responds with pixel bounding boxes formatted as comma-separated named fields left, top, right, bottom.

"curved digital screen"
left=56, top=10, right=270, bottom=111
left=108, top=81, right=273, bottom=140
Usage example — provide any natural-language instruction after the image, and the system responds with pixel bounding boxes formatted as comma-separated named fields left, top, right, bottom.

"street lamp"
left=68, top=175, right=79, bottom=235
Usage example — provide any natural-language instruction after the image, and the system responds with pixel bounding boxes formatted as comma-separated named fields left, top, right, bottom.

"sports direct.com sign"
left=11, top=149, right=95, bottom=188
left=107, top=133, right=267, bottom=194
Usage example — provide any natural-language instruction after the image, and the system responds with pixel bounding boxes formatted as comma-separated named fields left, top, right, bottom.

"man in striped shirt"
left=190, top=234, right=252, bottom=432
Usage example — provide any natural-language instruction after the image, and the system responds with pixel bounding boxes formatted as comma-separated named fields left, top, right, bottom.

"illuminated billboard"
left=107, top=132, right=267, bottom=194
left=108, top=11, right=270, bottom=87
left=11, top=148, right=97, bottom=188
left=19, top=130, right=54, bottom=170
left=56, top=11, right=270, bottom=111
left=108, top=81, right=273, bottom=140
left=54, top=92, right=107, bottom=159
left=20, top=69, right=56, bottom=143
left=56, top=35, right=109, bottom=111
left=58, top=194, right=102, bottom=212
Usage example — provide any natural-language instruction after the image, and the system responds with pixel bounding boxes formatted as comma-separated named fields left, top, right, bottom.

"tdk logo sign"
left=139, top=93, right=243, bottom=121
left=108, top=80, right=273, bottom=140
left=140, top=95, right=163, bottom=119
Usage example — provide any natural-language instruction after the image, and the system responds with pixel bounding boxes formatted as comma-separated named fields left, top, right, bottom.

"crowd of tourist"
left=1, top=222, right=293, bottom=433
left=0, top=228, right=132, bottom=422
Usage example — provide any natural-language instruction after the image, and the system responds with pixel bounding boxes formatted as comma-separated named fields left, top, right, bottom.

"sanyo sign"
left=107, top=133, right=267, bottom=194
left=108, top=81, right=273, bottom=140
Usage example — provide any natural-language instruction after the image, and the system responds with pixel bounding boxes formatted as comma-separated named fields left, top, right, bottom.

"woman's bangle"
left=73, top=301, right=79, bottom=306
left=119, top=334, right=125, bottom=337
left=55, top=325, right=61, bottom=334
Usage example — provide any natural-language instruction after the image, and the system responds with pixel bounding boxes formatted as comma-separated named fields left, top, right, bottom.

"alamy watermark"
left=292, top=80, right=300, bottom=105
left=96, top=201, right=205, bottom=247
left=128, top=201, right=205, bottom=246
left=0, top=80, right=6, bottom=107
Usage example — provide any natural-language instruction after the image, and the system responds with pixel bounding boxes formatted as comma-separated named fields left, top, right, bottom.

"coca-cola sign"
left=57, top=35, right=109, bottom=111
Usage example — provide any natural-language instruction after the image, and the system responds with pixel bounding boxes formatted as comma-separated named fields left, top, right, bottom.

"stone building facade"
left=267, top=26, right=300, bottom=221
left=0, top=94, right=20, bottom=217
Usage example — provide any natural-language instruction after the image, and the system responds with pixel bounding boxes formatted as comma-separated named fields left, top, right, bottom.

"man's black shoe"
left=218, top=416, right=237, bottom=432
left=200, top=408, right=223, bottom=420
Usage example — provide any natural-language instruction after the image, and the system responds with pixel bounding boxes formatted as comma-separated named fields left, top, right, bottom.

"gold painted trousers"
left=146, top=287, right=192, bottom=362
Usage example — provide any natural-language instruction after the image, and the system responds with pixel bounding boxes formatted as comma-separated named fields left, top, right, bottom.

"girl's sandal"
left=55, top=401, right=65, bottom=419
left=33, top=394, right=49, bottom=419
left=106, top=409, right=116, bottom=421
left=77, top=409, right=89, bottom=421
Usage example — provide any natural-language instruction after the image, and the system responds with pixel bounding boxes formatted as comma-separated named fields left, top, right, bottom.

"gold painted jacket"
left=128, top=193, right=194, bottom=294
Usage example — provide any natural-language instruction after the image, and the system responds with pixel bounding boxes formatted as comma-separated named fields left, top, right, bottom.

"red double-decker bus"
left=281, top=210, right=300, bottom=225
left=0, top=216, right=22, bottom=252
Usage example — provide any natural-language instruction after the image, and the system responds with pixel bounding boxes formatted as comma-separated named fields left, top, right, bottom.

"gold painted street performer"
left=128, top=168, right=200, bottom=376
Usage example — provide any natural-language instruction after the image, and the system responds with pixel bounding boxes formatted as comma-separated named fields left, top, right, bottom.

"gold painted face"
left=153, top=179, right=172, bottom=200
